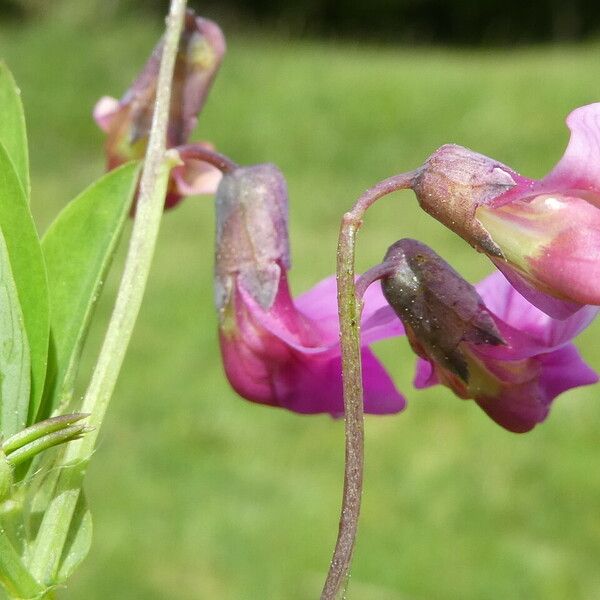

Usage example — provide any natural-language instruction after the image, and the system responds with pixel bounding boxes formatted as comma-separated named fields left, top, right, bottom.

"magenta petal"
left=537, top=344, right=599, bottom=398
left=293, top=275, right=339, bottom=344
left=360, top=305, right=406, bottom=344
left=490, top=262, right=584, bottom=320
left=475, top=344, right=598, bottom=433
left=539, top=103, right=600, bottom=196
left=414, top=358, right=437, bottom=389
left=360, top=347, right=406, bottom=414
left=228, top=276, right=406, bottom=415
left=474, top=389, right=549, bottom=433
left=272, top=348, right=405, bottom=416
left=294, top=275, right=405, bottom=346
left=476, top=270, right=598, bottom=348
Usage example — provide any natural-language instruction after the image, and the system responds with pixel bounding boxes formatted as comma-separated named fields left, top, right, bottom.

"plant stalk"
left=27, top=0, right=188, bottom=584
left=175, top=144, right=238, bottom=173
left=321, top=172, right=417, bottom=600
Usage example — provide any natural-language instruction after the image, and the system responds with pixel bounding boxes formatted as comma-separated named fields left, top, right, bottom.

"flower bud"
left=412, top=144, right=518, bottom=258
left=378, top=241, right=597, bottom=432
left=212, top=164, right=404, bottom=415
left=380, top=239, right=504, bottom=382
left=94, top=10, right=226, bottom=208
left=410, top=105, right=600, bottom=318
left=215, top=164, right=290, bottom=315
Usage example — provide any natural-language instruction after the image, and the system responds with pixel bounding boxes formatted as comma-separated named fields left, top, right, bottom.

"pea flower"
left=372, top=239, right=598, bottom=433
left=215, top=162, right=405, bottom=415
left=94, top=10, right=225, bottom=208
left=412, top=104, right=600, bottom=319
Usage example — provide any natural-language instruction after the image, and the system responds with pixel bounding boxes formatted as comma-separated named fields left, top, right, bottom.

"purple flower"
left=412, top=104, right=600, bottom=319
left=94, top=10, right=225, bottom=209
left=375, top=239, right=598, bottom=433
left=215, top=163, right=405, bottom=415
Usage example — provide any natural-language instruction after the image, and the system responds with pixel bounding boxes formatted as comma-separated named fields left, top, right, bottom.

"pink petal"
left=537, top=344, right=599, bottom=398
left=171, top=158, right=222, bottom=196
left=476, top=270, right=598, bottom=349
left=490, top=262, right=584, bottom=320
left=275, top=348, right=405, bottom=416
left=413, top=358, right=437, bottom=389
left=294, top=275, right=405, bottom=346
left=539, top=103, right=600, bottom=196
left=475, top=344, right=598, bottom=433
left=93, top=96, right=121, bottom=132
left=530, top=220, right=600, bottom=306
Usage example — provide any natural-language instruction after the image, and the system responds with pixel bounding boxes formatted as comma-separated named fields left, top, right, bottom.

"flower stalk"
left=26, top=0, right=188, bottom=585
left=175, top=144, right=239, bottom=173
left=321, top=172, right=417, bottom=599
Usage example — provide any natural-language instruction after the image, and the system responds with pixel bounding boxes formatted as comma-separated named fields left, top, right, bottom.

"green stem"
left=27, top=0, right=188, bottom=585
left=0, top=528, right=44, bottom=599
left=321, top=172, right=417, bottom=600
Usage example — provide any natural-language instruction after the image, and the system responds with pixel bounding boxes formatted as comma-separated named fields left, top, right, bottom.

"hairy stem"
left=321, top=172, right=417, bottom=600
left=28, top=0, right=188, bottom=584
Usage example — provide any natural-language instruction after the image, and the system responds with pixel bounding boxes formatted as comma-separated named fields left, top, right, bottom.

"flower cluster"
left=95, top=11, right=600, bottom=433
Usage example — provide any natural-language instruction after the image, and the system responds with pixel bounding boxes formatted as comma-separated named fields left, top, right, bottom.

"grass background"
left=1, top=14, right=600, bottom=600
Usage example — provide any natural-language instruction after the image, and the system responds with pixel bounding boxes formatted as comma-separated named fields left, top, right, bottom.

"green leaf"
left=41, top=162, right=140, bottom=416
left=56, top=491, right=92, bottom=582
left=0, top=62, right=30, bottom=199
left=0, top=527, right=44, bottom=599
left=0, top=143, right=48, bottom=426
left=0, top=227, right=30, bottom=437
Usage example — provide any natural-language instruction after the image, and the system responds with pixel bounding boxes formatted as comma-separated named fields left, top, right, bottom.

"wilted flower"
left=412, top=104, right=600, bottom=319
left=375, top=239, right=598, bottom=432
left=215, top=163, right=406, bottom=415
left=94, top=10, right=225, bottom=208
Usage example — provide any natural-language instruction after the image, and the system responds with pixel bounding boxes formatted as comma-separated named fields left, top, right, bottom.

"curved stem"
left=28, top=0, right=188, bottom=584
left=175, top=144, right=238, bottom=173
left=321, top=171, right=417, bottom=600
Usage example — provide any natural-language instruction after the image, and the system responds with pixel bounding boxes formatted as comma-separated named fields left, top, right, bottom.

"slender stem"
left=27, top=0, right=188, bottom=584
left=321, top=172, right=417, bottom=600
left=354, top=263, right=396, bottom=300
left=175, top=144, right=238, bottom=173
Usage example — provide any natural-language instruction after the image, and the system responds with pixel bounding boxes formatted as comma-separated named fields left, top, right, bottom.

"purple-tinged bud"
left=376, top=241, right=597, bottom=432
left=380, top=239, right=504, bottom=382
left=215, top=164, right=290, bottom=315
left=411, top=105, right=600, bottom=318
left=213, top=164, right=404, bottom=415
left=94, top=10, right=226, bottom=208
left=412, top=144, right=519, bottom=258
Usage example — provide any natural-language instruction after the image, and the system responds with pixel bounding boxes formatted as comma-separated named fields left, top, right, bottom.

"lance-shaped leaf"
left=41, top=161, right=140, bottom=417
left=0, top=62, right=29, bottom=199
left=0, top=227, right=30, bottom=437
left=0, top=142, right=48, bottom=425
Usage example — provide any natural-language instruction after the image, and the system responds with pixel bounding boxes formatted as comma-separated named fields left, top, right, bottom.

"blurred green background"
left=2, top=4, right=600, bottom=599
